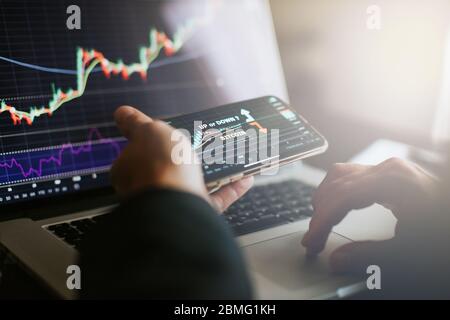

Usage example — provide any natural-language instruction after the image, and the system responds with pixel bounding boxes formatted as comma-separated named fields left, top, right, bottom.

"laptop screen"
left=0, top=0, right=287, bottom=205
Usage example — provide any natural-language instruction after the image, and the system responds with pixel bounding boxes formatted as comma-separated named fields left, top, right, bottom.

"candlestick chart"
left=0, top=0, right=220, bottom=203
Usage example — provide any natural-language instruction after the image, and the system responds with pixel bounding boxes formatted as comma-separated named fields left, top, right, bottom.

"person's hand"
left=301, top=158, right=439, bottom=273
left=111, top=106, right=252, bottom=211
left=210, top=176, right=254, bottom=212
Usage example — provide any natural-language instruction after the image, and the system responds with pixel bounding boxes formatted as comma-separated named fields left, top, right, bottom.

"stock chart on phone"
left=0, top=0, right=286, bottom=205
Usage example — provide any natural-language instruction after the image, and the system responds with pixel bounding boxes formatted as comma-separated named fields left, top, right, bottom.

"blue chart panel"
left=0, top=129, right=126, bottom=185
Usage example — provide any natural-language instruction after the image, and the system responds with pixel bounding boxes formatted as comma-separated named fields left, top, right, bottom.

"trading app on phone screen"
left=167, top=96, right=327, bottom=183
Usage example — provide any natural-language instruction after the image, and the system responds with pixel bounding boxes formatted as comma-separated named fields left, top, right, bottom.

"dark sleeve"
left=79, top=189, right=253, bottom=299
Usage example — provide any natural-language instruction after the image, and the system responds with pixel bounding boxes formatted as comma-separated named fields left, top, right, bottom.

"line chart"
left=0, top=0, right=237, bottom=202
left=0, top=6, right=214, bottom=126
left=0, top=128, right=125, bottom=184
left=0, top=49, right=207, bottom=77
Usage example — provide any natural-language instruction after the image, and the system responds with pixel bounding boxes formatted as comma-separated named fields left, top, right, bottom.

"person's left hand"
left=111, top=105, right=253, bottom=213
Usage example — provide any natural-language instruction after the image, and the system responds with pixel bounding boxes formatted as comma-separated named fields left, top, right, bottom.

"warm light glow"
left=433, top=30, right=450, bottom=146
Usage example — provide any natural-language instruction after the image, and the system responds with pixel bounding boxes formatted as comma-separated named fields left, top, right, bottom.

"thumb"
left=114, top=106, right=153, bottom=140
left=330, top=240, right=393, bottom=275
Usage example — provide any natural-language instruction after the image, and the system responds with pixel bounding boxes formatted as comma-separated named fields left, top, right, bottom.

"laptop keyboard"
left=46, top=214, right=109, bottom=250
left=45, top=180, right=315, bottom=249
left=224, top=180, right=314, bottom=236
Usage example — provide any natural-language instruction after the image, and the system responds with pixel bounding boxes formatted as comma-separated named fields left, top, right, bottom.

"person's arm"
left=80, top=188, right=252, bottom=299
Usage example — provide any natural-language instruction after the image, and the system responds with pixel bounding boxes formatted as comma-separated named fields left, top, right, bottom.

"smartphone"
left=167, top=96, right=328, bottom=192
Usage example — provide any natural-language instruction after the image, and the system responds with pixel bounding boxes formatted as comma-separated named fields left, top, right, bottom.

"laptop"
left=0, top=0, right=361, bottom=299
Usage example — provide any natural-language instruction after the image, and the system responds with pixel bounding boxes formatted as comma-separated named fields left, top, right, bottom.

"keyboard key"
left=47, top=224, right=59, bottom=231
left=278, top=210, right=293, bottom=216
left=259, top=214, right=276, bottom=220
left=46, top=215, right=111, bottom=251
left=70, top=219, right=95, bottom=234
left=232, top=215, right=284, bottom=236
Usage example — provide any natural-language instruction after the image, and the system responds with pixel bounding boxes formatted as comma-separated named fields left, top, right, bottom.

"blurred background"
left=269, top=0, right=450, bottom=169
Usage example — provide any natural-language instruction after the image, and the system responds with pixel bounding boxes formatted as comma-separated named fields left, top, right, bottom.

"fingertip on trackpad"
left=242, top=231, right=358, bottom=299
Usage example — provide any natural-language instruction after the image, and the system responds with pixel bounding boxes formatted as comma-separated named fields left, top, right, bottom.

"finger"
left=330, top=240, right=393, bottom=274
left=303, top=172, right=381, bottom=254
left=313, top=163, right=371, bottom=208
left=323, top=163, right=369, bottom=183
left=210, top=177, right=254, bottom=212
left=114, top=106, right=153, bottom=139
left=307, top=160, right=420, bottom=250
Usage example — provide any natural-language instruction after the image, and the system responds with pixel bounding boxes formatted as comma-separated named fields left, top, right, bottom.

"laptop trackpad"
left=243, top=231, right=358, bottom=299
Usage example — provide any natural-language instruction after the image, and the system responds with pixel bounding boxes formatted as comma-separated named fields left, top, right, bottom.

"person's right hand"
left=301, top=158, right=439, bottom=273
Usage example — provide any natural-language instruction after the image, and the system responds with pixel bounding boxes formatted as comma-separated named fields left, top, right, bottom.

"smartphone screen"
left=167, top=96, right=327, bottom=188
